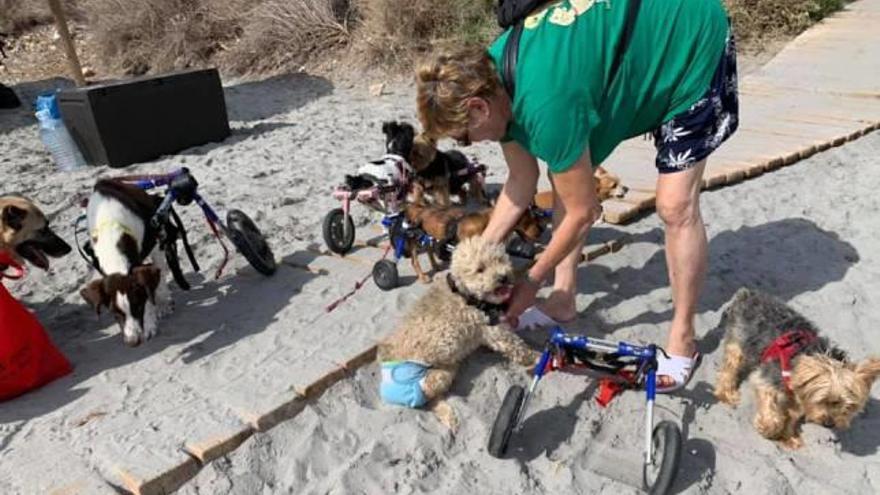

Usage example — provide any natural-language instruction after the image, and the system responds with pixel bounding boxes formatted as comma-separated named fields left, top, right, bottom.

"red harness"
left=760, top=330, right=818, bottom=391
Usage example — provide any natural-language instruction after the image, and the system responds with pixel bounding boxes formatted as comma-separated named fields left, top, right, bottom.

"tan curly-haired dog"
left=377, top=236, right=539, bottom=431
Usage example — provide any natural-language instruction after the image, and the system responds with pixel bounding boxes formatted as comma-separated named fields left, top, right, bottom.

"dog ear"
left=401, top=123, right=415, bottom=141
left=132, top=265, right=161, bottom=303
left=1, top=204, right=28, bottom=231
left=856, top=358, right=880, bottom=386
left=381, top=121, right=396, bottom=136
left=80, top=279, right=108, bottom=315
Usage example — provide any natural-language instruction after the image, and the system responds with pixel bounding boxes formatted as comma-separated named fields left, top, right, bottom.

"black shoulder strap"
left=502, top=20, right=524, bottom=99
left=500, top=0, right=641, bottom=100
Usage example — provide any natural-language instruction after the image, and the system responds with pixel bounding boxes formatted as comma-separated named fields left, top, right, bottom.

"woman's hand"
left=503, top=279, right=540, bottom=328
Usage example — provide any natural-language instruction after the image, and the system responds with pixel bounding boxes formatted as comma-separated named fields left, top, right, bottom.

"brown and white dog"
left=532, top=165, right=627, bottom=211
left=0, top=195, right=71, bottom=269
left=80, top=179, right=173, bottom=346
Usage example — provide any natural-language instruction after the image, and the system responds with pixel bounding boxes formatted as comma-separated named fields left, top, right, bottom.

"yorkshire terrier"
left=714, top=288, right=880, bottom=449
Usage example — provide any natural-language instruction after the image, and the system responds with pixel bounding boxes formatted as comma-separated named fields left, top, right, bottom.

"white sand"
left=2, top=70, right=879, bottom=494
left=172, top=103, right=880, bottom=492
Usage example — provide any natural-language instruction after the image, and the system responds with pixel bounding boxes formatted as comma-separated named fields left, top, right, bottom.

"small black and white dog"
left=80, top=179, right=174, bottom=346
left=343, top=121, right=416, bottom=191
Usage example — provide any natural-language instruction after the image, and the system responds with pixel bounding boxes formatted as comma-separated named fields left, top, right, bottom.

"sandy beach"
left=175, top=125, right=880, bottom=494
left=1, top=40, right=879, bottom=495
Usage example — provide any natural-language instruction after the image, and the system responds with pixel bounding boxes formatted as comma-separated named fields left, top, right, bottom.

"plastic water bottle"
left=35, top=93, right=86, bottom=171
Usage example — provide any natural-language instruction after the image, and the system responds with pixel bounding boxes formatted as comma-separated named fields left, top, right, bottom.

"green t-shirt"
left=487, top=0, right=729, bottom=172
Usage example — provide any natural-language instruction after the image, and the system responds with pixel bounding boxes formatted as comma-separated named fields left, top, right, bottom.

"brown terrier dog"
left=714, top=288, right=880, bottom=449
left=409, top=133, right=488, bottom=207
left=532, top=165, right=627, bottom=211
left=402, top=201, right=545, bottom=281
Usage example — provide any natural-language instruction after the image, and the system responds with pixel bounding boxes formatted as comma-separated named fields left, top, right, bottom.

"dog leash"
left=324, top=244, right=393, bottom=313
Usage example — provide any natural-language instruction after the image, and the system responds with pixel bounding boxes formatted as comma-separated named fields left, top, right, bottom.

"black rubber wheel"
left=372, top=259, right=399, bottom=291
left=226, top=209, right=276, bottom=276
left=487, top=385, right=525, bottom=458
left=322, top=208, right=355, bottom=255
left=643, top=421, right=683, bottom=495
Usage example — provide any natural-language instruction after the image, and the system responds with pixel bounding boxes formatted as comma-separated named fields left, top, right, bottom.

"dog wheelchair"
left=322, top=155, right=414, bottom=256
left=75, top=167, right=276, bottom=287
left=488, top=327, right=683, bottom=495
left=322, top=154, right=489, bottom=257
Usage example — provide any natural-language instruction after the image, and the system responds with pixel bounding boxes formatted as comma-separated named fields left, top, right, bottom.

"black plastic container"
left=57, top=68, right=230, bottom=168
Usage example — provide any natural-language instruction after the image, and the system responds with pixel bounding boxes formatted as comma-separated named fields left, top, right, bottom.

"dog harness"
left=446, top=273, right=508, bottom=326
left=760, top=330, right=818, bottom=391
left=90, top=219, right=140, bottom=245
left=355, top=154, right=412, bottom=186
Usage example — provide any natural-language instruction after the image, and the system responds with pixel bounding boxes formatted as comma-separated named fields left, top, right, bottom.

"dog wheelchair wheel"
left=372, top=259, right=399, bottom=291
left=642, top=421, right=682, bottom=495
left=322, top=208, right=355, bottom=255
left=226, top=209, right=276, bottom=276
left=487, top=385, right=525, bottom=458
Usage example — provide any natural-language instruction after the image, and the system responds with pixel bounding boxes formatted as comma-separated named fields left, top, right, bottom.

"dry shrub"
left=726, top=0, right=849, bottom=45
left=0, top=0, right=82, bottom=34
left=223, top=0, right=355, bottom=75
left=85, top=0, right=250, bottom=75
left=356, top=0, right=497, bottom=66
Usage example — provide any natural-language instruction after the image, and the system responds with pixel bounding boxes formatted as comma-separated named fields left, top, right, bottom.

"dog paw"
left=157, top=300, right=175, bottom=319
left=714, top=388, right=740, bottom=407
left=432, top=401, right=459, bottom=433
left=778, top=436, right=804, bottom=450
left=519, top=351, right=542, bottom=368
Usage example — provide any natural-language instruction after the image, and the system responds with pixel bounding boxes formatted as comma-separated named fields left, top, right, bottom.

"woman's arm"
left=504, top=148, right=602, bottom=323
left=481, top=140, right=540, bottom=244
left=527, top=150, right=602, bottom=284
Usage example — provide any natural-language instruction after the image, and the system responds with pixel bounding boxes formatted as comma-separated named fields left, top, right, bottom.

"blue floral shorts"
left=652, top=28, right=739, bottom=173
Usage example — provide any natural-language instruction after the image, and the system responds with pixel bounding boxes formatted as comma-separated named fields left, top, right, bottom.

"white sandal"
left=656, top=351, right=702, bottom=394
left=516, top=306, right=574, bottom=330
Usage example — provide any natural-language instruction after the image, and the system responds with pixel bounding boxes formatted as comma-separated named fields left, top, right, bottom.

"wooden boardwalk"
left=601, top=0, right=880, bottom=224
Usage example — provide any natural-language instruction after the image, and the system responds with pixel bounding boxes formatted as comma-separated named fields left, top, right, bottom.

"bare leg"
left=656, top=160, right=707, bottom=386
left=540, top=173, right=589, bottom=322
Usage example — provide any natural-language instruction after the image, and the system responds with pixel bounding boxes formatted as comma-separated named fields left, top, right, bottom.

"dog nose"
left=823, top=419, right=835, bottom=428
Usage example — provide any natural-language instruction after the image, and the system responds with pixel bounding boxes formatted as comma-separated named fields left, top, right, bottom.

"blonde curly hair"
left=415, top=47, right=501, bottom=141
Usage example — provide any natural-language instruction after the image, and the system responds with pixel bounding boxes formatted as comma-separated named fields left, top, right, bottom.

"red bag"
left=0, top=251, right=72, bottom=401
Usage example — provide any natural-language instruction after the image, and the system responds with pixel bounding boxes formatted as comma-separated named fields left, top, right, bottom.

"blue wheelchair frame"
left=520, top=327, right=660, bottom=466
